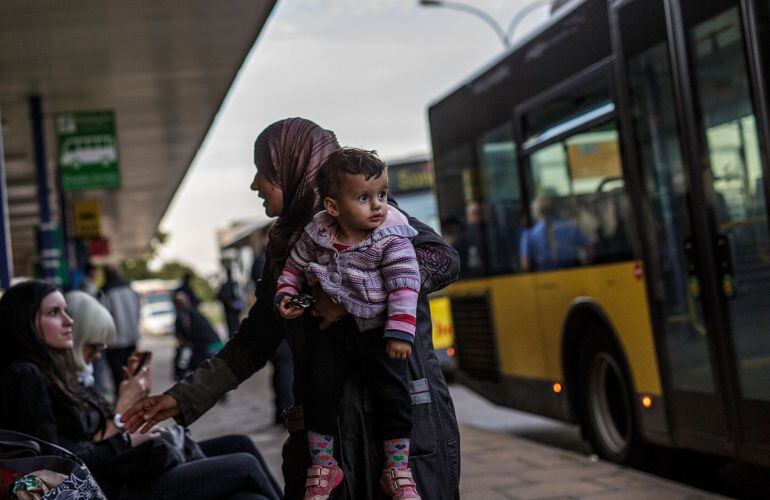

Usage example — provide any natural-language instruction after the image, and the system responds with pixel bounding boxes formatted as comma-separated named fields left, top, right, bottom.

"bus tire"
left=578, top=330, right=640, bottom=463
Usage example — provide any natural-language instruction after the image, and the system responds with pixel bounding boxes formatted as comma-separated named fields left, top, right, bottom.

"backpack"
left=0, top=430, right=106, bottom=500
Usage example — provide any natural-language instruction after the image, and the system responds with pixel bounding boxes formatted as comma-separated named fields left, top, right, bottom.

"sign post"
left=0, top=105, right=13, bottom=289
left=56, top=111, right=121, bottom=191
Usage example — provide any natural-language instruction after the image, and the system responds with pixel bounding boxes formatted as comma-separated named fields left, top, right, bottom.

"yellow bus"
left=428, top=0, right=770, bottom=465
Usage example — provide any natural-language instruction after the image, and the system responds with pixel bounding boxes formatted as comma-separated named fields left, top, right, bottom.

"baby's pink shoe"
left=380, top=467, right=421, bottom=499
left=303, top=464, right=344, bottom=500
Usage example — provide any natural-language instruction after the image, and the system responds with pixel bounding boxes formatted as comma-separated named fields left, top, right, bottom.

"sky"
left=154, top=0, right=552, bottom=275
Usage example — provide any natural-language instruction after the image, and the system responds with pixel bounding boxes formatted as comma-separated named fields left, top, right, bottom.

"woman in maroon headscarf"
left=123, top=117, right=461, bottom=499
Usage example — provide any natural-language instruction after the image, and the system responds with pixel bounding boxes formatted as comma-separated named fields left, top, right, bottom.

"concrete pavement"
left=458, top=425, right=723, bottom=499
left=142, top=335, right=726, bottom=499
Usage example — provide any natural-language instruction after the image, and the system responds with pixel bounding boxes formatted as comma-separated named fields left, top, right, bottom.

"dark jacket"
left=174, top=282, right=200, bottom=309
left=217, top=281, right=242, bottom=314
left=251, top=249, right=267, bottom=284
left=0, top=362, right=130, bottom=497
left=167, top=209, right=461, bottom=499
left=175, top=307, right=221, bottom=350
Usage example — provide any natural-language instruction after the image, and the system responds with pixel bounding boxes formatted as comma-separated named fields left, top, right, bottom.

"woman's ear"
left=324, top=197, right=340, bottom=217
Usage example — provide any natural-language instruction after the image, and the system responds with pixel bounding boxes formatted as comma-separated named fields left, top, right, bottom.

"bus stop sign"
left=73, top=200, right=102, bottom=239
left=56, top=111, right=121, bottom=191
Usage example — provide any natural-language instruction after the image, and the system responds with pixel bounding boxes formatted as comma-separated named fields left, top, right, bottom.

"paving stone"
left=503, top=479, right=609, bottom=499
left=461, top=489, right=517, bottom=500
left=589, top=471, right=653, bottom=492
left=461, top=459, right=538, bottom=477
left=520, top=465, right=618, bottom=483
left=460, top=472, right=532, bottom=492
left=582, top=487, right=700, bottom=500
left=515, top=451, right=586, bottom=470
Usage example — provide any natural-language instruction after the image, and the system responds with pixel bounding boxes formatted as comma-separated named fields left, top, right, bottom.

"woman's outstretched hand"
left=121, top=394, right=180, bottom=434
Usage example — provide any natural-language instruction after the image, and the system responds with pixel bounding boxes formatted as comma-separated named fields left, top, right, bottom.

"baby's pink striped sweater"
left=277, top=208, right=421, bottom=342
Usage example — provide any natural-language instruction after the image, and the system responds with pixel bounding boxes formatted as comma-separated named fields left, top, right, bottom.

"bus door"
left=614, top=0, right=770, bottom=460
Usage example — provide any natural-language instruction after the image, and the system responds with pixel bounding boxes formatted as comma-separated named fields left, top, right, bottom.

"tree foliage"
left=120, top=231, right=214, bottom=301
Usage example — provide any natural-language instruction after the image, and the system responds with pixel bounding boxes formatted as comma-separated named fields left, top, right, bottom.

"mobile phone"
left=132, top=351, right=152, bottom=376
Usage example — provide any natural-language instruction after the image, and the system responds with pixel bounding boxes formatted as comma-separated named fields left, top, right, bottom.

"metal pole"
left=30, top=95, right=60, bottom=283
left=505, top=0, right=554, bottom=45
left=56, top=147, right=72, bottom=288
left=421, top=0, right=556, bottom=48
left=421, top=0, right=509, bottom=47
left=0, top=106, right=14, bottom=289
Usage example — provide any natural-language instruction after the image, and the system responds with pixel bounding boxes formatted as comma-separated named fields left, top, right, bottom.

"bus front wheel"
left=578, top=332, right=640, bottom=463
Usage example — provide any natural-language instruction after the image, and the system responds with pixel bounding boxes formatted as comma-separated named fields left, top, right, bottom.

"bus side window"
left=523, top=121, right=635, bottom=271
left=434, top=144, right=488, bottom=278
left=476, top=122, right=524, bottom=274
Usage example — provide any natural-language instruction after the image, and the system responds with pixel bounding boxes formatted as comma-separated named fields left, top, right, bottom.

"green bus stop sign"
left=56, top=111, right=121, bottom=191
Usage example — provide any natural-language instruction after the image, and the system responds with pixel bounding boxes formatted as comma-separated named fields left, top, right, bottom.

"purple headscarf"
left=253, top=117, right=339, bottom=262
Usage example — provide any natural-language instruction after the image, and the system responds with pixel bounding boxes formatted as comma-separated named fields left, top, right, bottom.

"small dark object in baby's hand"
left=287, top=294, right=315, bottom=310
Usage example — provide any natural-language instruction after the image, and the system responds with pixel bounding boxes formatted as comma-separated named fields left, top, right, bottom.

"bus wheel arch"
left=562, top=301, right=642, bottom=463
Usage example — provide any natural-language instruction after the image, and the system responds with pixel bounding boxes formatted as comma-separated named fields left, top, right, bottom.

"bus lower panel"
left=674, top=429, right=735, bottom=459
left=459, top=370, right=676, bottom=450
left=637, top=395, right=671, bottom=448
left=739, top=443, right=770, bottom=468
left=674, top=431, right=770, bottom=467
left=457, top=371, right=571, bottom=423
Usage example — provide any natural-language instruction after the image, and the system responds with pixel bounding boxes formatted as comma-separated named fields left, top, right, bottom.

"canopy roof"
left=0, top=0, right=276, bottom=275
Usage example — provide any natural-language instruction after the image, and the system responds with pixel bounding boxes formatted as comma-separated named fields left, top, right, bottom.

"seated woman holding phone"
left=0, top=282, right=281, bottom=500
left=62, top=291, right=154, bottom=440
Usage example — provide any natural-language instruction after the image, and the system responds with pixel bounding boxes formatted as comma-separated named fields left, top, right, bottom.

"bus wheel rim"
left=589, top=351, right=632, bottom=455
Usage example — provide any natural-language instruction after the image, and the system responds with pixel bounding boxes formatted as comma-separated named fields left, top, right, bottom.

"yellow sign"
left=566, top=138, right=621, bottom=180
left=73, top=201, right=101, bottom=238
left=429, top=296, right=455, bottom=350
left=395, top=168, right=433, bottom=191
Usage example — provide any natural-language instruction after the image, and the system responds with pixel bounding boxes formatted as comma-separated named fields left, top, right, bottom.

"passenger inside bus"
left=442, top=202, right=490, bottom=278
left=462, top=201, right=488, bottom=275
left=519, top=195, right=590, bottom=272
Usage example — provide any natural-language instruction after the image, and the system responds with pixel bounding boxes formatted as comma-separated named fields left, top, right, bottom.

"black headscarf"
left=253, top=117, right=339, bottom=264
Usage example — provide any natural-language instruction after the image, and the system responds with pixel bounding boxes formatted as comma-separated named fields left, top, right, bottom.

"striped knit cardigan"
left=276, top=208, right=421, bottom=342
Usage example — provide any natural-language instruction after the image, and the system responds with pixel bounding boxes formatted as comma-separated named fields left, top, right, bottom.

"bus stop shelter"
left=0, top=0, right=277, bottom=287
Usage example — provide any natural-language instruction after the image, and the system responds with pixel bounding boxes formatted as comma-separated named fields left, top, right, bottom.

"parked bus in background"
left=387, top=156, right=456, bottom=373
left=428, top=0, right=770, bottom=466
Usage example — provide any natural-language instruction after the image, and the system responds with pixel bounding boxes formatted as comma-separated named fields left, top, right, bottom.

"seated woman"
left=0, top=281, right=281, bottom=500
left=61, top=290, right=152, bottom=441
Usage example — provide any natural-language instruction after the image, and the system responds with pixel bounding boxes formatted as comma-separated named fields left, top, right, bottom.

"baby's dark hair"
left=317, top=147, right=387, bottom=199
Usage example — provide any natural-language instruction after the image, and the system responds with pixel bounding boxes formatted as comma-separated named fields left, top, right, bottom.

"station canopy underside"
left=0, top=0, right=276, bottom=275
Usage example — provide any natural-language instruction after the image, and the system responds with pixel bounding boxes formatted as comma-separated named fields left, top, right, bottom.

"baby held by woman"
left=276, top=148, right=421, bottom=500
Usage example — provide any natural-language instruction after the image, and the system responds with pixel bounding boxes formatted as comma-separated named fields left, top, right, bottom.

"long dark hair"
left=0, top=280, right=86, bottom=405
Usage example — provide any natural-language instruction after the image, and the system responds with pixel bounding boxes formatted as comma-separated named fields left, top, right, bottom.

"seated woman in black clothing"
left=0, top=280, right=280, bottom=500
